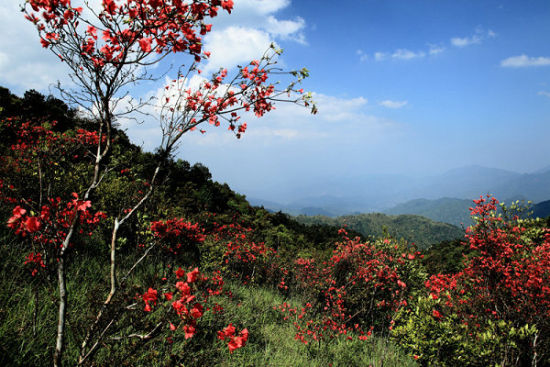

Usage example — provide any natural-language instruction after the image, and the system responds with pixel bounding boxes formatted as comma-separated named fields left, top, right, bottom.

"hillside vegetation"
left=296, top=212, right=464, bottom=249
left=383, top=198, right=473, bottom=227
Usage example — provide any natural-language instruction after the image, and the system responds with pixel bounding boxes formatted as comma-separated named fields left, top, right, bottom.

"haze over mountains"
left=248, top=165, right=550, bottom=223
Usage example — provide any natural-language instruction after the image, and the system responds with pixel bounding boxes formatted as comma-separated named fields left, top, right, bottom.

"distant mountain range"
left=249, top=165, right=550, bottom=226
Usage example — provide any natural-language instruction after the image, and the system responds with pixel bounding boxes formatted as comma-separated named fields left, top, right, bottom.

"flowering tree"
left=12, top=0, right=316, bottom=365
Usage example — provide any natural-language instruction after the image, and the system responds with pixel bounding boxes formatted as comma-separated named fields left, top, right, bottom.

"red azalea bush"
left=195, top=214, right=279, bottom=285
left=141, top=266, right=222, bottom=337
left=1, top=118, right=107, bottom=277
left=138, top=265, right=250, bottom=356
left=220, top=222, right=276, bottom=285
left=393, top=196, right=550, bottom=366
left=151, top=218, right=207, bottom=266
left=278, top=229, right=425, bottom=345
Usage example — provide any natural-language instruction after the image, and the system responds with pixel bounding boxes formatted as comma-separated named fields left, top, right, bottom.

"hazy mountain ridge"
left=250, top=165, right=550, bottom=223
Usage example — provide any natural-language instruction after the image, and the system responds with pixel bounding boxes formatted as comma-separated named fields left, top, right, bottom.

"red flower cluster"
left=2, top=119, right=99, bottom=174
left=7, top=193, right=105, bottom=241
left=144, top=267, right=224, bottom=341
left=217, top=323, right=249, bottom=353
left=24, top=252, right=46, bottom=276
left=426, top=195, right=550, bottom=334
left=7, top=206, right=41, bottom=236
left=142, top=288, right=158, bottom=312
left=25, top=0, right=233, bottom=66
left=151, top=218, right=206, bottom=256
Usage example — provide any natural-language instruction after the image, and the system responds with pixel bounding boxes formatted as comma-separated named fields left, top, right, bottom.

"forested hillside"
left=383, top=197, right=473, bottom=227
left=296, top=212, right=464, bottom=249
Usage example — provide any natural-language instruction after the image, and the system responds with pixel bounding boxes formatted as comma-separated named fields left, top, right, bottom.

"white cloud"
left=247, top=127, right=301, bottom=140
left=374, top=52, right=387, bottom=61
left=391, top=49, right=425, bottom=60
left=0, top=52, right=7, bottom=69
left=451, top=28, right=496, bottom=48
left=236, top=0, right=290, bottom=16
left=451, top=35, right=482, bottom=47
left=265, top=16, right=306, bottom=44
left=202, top=26, right=273, bottom=73
left=155, top=89, right=391, bottom=146
left=501, top=55, right=550, bottom=68
left=539, top=91, right=550, bottom=99
left=373, top=46, right=434, bottom=62
left=312, top=94, right=368, bottom=122
left=428, top=44, right=445, bottom=55
left=379, top=100, right=408, bottom=109
left=0, top=2, right=72, bottom=93
left=202, top=0, right=307, bottom=73
left=356, top=49, right=368, bottom=62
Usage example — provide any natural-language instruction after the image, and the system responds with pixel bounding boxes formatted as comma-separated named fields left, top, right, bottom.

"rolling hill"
left=383, top=198, right=472, bottom=228
left=295, top=212, right=464, bottom=250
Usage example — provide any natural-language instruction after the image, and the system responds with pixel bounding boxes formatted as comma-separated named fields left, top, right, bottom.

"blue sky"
left=1, top=0, right=549, bottom=203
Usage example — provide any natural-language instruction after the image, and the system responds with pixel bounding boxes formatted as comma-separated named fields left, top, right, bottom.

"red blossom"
left=138, top=37, right=152, bottom=53
left=142, top=288, right=158, bottom=312
left=184, top=323, right=196, bottom=339
left=175, top=267, right=185, bottom=279
left=218, top=324, right=248, bottom=353
left=187, top=267, right=199, bottom=283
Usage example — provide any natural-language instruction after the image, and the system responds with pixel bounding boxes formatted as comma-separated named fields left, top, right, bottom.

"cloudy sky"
left=1, top=0, right=550, bottom=202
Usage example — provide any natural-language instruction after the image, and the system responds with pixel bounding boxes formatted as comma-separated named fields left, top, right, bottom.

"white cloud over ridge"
left=501, top=55, right=550, bottom=68
left=119, top=88, right=396, bottom=153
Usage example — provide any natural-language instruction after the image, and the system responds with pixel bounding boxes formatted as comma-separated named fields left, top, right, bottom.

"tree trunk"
left=53, top=255, right=67, bottom=367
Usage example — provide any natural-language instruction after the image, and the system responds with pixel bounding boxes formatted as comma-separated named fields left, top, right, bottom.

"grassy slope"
left=0, top=233, right=416, bottom=366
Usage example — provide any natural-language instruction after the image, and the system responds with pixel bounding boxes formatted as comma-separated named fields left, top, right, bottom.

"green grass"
left=0, top=237, right=416, bottom=366
left=210, top=282, right=417, bottom=367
